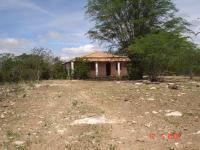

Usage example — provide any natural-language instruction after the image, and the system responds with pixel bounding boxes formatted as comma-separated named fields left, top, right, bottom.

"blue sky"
left=0, top=0, right=200, bottom=59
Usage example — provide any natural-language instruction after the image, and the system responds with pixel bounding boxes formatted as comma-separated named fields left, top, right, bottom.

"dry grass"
left=0, top=77, right=200, bottom=149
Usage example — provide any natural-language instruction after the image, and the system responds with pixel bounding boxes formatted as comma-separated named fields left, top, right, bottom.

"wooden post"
left=95, top=62, right=98, bottom=77
left=117, top=62, right=121, bottom=77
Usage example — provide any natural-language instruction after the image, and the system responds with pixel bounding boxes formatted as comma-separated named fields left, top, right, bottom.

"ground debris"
left=165, top=111, right=182, bottom=117
left=0, top=114, right=5, bottom=119
left=70, top=115, right=125, bottom=125
left=168, top=83, right=179, bottom=90
left=14, top=140, right=25, bottom=146
left=192, top=131, right=200, bottom=135
left=147, top=98, right=155, bottom=101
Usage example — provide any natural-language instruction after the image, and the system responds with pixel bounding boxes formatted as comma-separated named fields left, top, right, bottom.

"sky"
left=0, top=0, right=200, bottom=60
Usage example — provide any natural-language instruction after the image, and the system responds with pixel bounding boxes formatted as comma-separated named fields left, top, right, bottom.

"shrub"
left=73, top=58, right=90, bottom=79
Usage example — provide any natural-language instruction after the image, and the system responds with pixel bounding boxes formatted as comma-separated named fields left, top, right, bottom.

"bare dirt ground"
left=0, top=77, right=200, bottom=150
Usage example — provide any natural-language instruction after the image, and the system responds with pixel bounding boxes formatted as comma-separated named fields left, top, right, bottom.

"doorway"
left=106, top=63, right=111, bottom=76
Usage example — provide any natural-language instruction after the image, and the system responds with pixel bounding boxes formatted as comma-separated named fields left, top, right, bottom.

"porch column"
left=117, top=62, right=121, bottom=77
left=95, top=62, right=99, bottom=77
left=67, top=64, right=70, bottom=77
left=71, top=61, right=74, bottom=75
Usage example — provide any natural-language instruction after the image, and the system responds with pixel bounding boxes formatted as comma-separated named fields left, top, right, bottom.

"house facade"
left=65, top=51, right=130, bottom=78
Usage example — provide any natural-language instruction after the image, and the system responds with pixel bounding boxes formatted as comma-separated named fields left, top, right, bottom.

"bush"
left=128, top=53, right=144, bottom=80
left=73, top=58, right=90, bottom=79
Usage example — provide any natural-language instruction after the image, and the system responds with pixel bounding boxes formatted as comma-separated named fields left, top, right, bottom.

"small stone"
left=23, top=94, right=26, bottom=98
left=10, top=102, right=15, bottom=106
left=165, top=111, right=182, bottom=117
left=192, top=130, right=200, bottom=135
left=37, top=121, right=43, bottom=124
left=14, top=141, right=25, bottom=146
left=135, top=83, right=142, bottom=85
left=168, top=83, right=178, bottom=90
left=131, top=121, right=136, bottom=124
left=136, top=138, right=145, bottom=142
left=147, top=98, right=155, bottom=101
left=57, top=129, right=65, bottom=135
left=1, top=114, right=5, bottom=119
left=124, top=99, right=129, bottom=102
left=152, top=111, right=158, bottom=114
left=175, top=142, right=179, bottom=147
left=150, top=87, right=157, bottom=90
left=144, top=122, right=152, bottom=128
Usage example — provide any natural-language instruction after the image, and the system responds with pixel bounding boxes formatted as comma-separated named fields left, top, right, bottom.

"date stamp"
left=149, top=132, right=181, bottom=140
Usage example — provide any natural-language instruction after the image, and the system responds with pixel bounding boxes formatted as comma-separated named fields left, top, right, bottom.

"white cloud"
left=0, top=49, right=12, bottom=53
left=48, top=32, right=63, bottom=40
left=62, top=44, right=97, bottom=54
left=0, top=38, right=33, bottom=54
left=0, top=38, right=32, bottom=47
left=61, top=44, right=103, bottom=60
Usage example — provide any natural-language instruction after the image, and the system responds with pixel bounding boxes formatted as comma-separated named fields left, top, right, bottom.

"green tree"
left=31, top=48, right=53, bottom=80
left=73, top=58, right=91, bottom=79
left=0, top=53, right=16, bottom=82
left=51, top=57, right=66, bottom=79
left=128, top=32, right=200, bottom=81
left=86, top=0, right=192, bottom=80
left=86, top=0, right=190, bottom=50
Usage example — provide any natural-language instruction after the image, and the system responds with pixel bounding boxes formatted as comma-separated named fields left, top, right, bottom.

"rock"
left=57, top=129, right=66, bottom=135
left=147, top=98, right=155, bottom=101
left=1, top=114, right=5, bottom=119
left=136, top=138, right=145, bottom=142
left=168, top=83, right=179, bottom=90
left=22, top=94, right=26, bottom=98
left=192, top=130, right=200, bottom=135
left=175, top=142, right=179, bottom=147
left=144, top=122, right=152, bottom=128
left=10, top=102, right=15, bottom=106
left=124, top=99, right=129, bottom=102
left=135, top=83, right=142, bottom=85
left=37, top=121, right=43, bottom=125
left=131, top=120, right=136, bottom=124
left=14, top=140, right=25, bottom=146
left=152, top=111, right=158, bottom=114
left=165, top=111, right=182, bottom=117
left=2, top=105, right=9, bottom=108
left=150, top=87, right=157, bottom=90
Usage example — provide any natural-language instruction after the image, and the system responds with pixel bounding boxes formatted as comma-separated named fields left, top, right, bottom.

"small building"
left=64, top=51, right=130, bottom=78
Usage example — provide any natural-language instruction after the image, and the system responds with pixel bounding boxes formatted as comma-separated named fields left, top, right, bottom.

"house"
left=64, top=51, right=130, bottom=78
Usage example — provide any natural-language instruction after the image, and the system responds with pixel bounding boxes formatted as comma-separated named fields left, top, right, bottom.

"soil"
left=0, top=77, right=200, bottom=150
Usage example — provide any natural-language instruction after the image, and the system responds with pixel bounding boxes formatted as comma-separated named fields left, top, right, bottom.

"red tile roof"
left=80, top=51, right=130, bottom=62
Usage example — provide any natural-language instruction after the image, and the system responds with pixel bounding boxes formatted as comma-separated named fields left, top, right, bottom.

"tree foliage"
left=86, top=0, right=199, bottom=81
left=86, top=0, right=190, bottom=50
left=128, top=32, right=200, bottom=81
left=0, top=48, right=67, bottom=83
left=73, top=58, right=91, bottom=79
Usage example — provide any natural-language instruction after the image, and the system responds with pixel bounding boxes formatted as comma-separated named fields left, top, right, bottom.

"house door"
left=106, top=63, right=111, bottom=76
